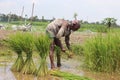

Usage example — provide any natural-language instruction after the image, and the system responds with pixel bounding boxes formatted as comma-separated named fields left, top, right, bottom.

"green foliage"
left=96, top=25, right=108, bottom=32
left=19, top=32, right=36, bottom=74
left=84, top=32, right=120, bottom=72
left=55, top=46, right=61, bottom=55
left=34, top=34, right=51, bottom=58
left=20, top=32, right=34, bottom=54
left=34, top=34, right=51, bottom=77
left=21, top=57, right=36, bottom=74
left=73, top=12, right=78, bottom=20
left=102, top=18, right=117, bottom=25
left=71, top=44, right=84, bottom=55
left=80, top=23, right=107, bottom=32
left=11, top=55, right=24, bottom=72
left=50, top=70, right=93, bottom=80
left=8, top=33, right=23, bottom=54
left=8, top=33, right=24, bottom=72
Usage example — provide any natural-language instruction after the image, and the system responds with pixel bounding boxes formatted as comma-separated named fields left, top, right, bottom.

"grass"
left=84, top=31, right=120, bottom=72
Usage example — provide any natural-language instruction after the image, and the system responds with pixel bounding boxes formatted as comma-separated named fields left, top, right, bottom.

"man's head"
left=70, top=20, right=80, bottom=31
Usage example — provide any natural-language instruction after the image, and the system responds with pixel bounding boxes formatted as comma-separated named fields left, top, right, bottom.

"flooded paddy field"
left=0, top=55, right=120, bottom=80
left=0, top=30, right=120, bottom=80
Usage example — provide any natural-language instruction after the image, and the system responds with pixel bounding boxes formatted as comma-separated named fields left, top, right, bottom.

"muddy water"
left=0, top=56, right=120, bottom=80
left=0, top=62, right=61, bottom=80
left=0, top=57, right=84, bottom=80
left=0, top=56, right=82, bottom=80
left=0, top=56, right=62, bottom=80
left=0, top=63, right=15, bottom=80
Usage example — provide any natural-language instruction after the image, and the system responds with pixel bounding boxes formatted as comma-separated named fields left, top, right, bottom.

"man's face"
left=71, top=23, right=80, bottom=31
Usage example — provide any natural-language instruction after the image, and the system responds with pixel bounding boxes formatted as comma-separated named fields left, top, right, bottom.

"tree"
left=102, top=18, right=117, bottom=28
left=0, top=13, right=8, bottom=21
left=73, top=13, right=78, bottom=20
left=42, top=16, right=44, bottom=21
left=29, top=16, right=39, bottom=21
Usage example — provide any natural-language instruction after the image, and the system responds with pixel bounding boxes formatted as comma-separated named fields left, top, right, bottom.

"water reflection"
left=12, top=72, right=37, bottom=80
left=0, top=65, right=16, bottom=80
left=0, top=61, right=61, bottom=80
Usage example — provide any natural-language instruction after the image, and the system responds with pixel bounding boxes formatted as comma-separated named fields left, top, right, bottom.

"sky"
left=0, top=0, right=120, bottom=24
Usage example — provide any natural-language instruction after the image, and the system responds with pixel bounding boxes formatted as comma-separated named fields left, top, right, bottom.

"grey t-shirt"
left=46, top=19, right=71, bottom=38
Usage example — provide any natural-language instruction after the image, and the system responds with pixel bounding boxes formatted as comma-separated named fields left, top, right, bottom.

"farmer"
left=46, top=19, right=80, bottom=69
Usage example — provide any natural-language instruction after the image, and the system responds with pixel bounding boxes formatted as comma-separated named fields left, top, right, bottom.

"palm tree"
left=73, top=13, right=78, bottom=20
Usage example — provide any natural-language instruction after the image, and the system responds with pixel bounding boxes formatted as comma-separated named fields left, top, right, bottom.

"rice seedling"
left=20, top=32, right=36, bottom=74
left=84, top=32, right=120, bottom=72
left=49, top=70, right=92, bottom=80
left=8, top=33, right=24, bottom=72
left=71, top=44, right=84, bottom=55
left=34, top=34, right=51, bottom=77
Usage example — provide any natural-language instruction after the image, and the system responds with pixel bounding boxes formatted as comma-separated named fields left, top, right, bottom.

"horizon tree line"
left=0, top=13, right=118, bottom=26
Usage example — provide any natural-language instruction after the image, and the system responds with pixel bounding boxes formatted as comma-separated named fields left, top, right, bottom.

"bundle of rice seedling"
left=49, top=70, right=92, bottom=80
left=8, top=33, right=24, bottom=72
left=34, top=34, right=51, bottom=77
left=20, top=32, right=36, bottom=74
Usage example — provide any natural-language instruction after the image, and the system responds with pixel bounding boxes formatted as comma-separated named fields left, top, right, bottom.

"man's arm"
left=56, top=21, right=68, bottom=38
left=56, top=27, right=65, bottom=38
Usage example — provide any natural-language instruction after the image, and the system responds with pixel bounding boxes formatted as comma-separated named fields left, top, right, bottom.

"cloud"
left=0, top=1, right=15, bottom=9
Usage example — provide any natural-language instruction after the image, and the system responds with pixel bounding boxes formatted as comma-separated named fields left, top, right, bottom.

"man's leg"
left=49, top=41, right=55, bottom=69
left=56, top=51, right=61, bottom=67
left=54, top=37, right=65, bottom=52
left=54, top=38, right=63, bottom=67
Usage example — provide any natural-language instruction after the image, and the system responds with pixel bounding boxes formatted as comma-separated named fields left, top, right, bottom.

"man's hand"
left=66, top=50, right=74, bottom=58
left=61, top=48, right=66, bottom=52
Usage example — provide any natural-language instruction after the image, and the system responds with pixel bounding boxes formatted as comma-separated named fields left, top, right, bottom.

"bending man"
left=46, top=19, right=80, bottom=69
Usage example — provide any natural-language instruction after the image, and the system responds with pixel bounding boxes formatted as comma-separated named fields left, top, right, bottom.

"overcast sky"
left=0, top=0, right=120, bottom=24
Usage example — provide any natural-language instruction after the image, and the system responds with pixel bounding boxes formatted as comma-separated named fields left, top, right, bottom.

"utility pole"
left=8, top=12, right=11, bottom=23
left=31, top=2, right=35, bottom=24
left=21, top=6, right=24, bottom=18
left=21, top=6, right=24, bottom=24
